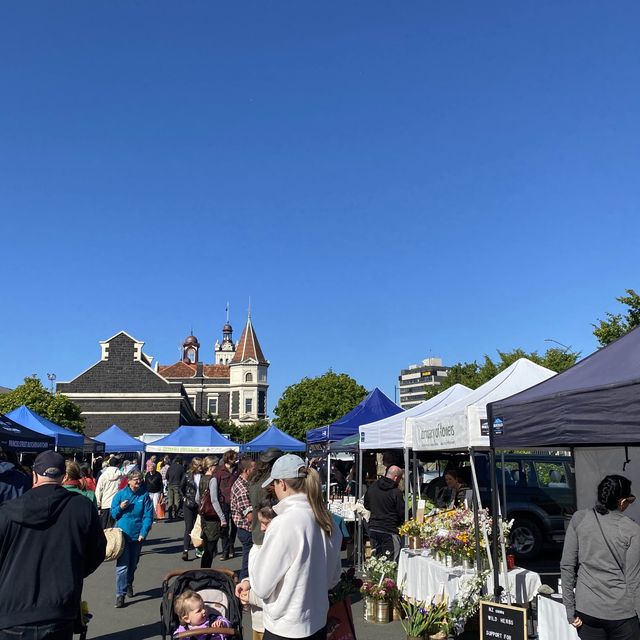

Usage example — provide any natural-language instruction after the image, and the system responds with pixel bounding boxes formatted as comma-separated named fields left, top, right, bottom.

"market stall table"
left=397, top=549, right=541, bottom=604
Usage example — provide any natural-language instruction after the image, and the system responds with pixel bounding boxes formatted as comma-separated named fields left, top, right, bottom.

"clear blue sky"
left=1, top=2, right=639, bottom=411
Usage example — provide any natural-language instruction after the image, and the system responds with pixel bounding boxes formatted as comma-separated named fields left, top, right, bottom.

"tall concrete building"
left=398, top=357, right=448, bottom=409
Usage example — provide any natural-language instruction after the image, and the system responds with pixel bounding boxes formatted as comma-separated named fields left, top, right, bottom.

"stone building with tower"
left=158, top=313, right=269, bottom=425
left=57, top=313, right=269, bottom=437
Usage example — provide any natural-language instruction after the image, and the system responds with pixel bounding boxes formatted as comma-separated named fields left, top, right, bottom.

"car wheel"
left=510, top=517, right=543, bottom=561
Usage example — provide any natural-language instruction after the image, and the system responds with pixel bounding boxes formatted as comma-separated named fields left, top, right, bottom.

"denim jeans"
left=115, top=538, right=142, bottom=595
left=0, top=620, right=74, bottom=640
left=236, top=526, right=253, bottom=580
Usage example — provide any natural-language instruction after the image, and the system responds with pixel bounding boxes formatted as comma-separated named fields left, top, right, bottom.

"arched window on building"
left=245, top=372, right=253, bottom=382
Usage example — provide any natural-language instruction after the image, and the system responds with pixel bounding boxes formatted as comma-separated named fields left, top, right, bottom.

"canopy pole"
left=357, top=448, right=364, bottom=570
left=326, top=451, right=331, bottom=504
left=488, top=398, right=501, bottom=600
left=469, top=449, right=493, bottom=576
left=404, top=447, right=410, bottom=522
left=501, top=451, right=507, bottom=516
left=411, top=449, right=418, bottom=516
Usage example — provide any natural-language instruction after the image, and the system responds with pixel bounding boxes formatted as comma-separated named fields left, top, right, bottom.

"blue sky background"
left=1, top=2, right=639, bottom=411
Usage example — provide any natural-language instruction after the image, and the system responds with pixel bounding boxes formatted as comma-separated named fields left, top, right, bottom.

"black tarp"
left=489, top=325, right=640, bottom=448
left=0, top=413, right=56, bottom=452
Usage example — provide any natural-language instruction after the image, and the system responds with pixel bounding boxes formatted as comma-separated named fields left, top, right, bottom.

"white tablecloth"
left=537, top=595, right=578, bottom=640
left=397, top=549, right=541, bottom=605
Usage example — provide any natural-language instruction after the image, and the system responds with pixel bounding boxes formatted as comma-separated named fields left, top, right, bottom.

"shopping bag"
left=156, top=496, right=166, bottom=520
left=326, top=598, right=356, bottom=640
left=190, top=514, right=204, bottom=548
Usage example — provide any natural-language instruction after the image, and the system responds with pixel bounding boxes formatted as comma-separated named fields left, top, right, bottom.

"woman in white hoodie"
left=95, top=456, right=123, bottom=528
left=241, top=454, right=342, bottom=640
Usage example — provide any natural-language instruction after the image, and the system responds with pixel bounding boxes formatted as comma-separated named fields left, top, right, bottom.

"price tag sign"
left=480, top=601, right=527, bottom=640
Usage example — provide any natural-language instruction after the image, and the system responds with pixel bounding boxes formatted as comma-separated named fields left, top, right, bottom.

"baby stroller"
left=160, top=568, right=243, bottom=640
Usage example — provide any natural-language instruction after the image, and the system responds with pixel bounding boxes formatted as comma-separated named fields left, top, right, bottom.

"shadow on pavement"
left=91, top=621, right=160, bottom=640
left=130, top=586, right=163, bottom=602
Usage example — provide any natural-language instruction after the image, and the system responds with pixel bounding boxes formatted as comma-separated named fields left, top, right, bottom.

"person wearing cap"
left=240, top=454, right=342, bottom=640
left=247, top=448, right=284, bottom=546
left=0, top=450, right=106, bottom=638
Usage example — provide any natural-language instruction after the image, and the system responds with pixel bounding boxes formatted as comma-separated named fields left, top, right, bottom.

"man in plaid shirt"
left=231, top=458, right=255, bottom=580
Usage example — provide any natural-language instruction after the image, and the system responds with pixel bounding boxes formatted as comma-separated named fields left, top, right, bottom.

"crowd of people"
left=0, top=444, right=344, bottom=640
left=3, top=437, right=639, bottom=640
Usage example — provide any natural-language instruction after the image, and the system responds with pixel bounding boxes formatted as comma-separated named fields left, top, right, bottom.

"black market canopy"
left=0, top=413, right=55, bottom=452
left=489, top=325, right=640, bottom=448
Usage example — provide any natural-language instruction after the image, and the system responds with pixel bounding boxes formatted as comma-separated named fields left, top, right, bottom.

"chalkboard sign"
left=480, top=600, right=527, bottom=640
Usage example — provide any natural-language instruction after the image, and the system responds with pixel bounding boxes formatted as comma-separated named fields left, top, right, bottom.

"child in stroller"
left=160, top=568, right=243, bottom=640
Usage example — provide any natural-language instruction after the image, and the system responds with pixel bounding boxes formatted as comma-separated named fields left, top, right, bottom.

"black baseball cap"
left=33, top=450, right=65, bottom=478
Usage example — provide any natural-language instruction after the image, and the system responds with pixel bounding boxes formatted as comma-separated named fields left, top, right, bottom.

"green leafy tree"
left=273, top=371, right=368, bottom=440
left=593, top=288, right=640, bottom=346
left=207, top=416, right=270, bottom=444
left=0, top=375, right=85, bottom=433
left=423, top=347, right=579, bottom=398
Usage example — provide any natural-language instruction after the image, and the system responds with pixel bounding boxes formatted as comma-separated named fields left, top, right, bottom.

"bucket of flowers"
left=361, top=554, right=399, bottom=623
left=399, top=599, right=449, bottom=640
left=399, top=518, right=423, bottom=549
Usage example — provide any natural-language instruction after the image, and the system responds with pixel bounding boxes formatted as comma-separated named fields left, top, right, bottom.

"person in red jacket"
left=214, top=450, right=239, bottom=560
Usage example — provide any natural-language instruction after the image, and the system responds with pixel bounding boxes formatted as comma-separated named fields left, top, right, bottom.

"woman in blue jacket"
left=111, top=470, right=154, bottom=608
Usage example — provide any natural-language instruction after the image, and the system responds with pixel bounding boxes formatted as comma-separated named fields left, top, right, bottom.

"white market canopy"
left=145, top=425, right=240, bottom=454
left=358, top=383, right=473, bottom=450
left=407, top=359, right=556, bottom=451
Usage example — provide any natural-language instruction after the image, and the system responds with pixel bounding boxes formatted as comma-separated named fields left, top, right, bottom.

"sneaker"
left=115, top=595, right=125, bottom=608
left=126, top=586, right=134, bottom=598
left=195, top=548, right=203, bottom=559
left=182, top=551, right=189, bottom=562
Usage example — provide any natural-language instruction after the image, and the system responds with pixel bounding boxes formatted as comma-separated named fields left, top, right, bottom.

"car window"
left=534, top=461, right=569, bottom=488
left=496, top=460, right=530, bottom=487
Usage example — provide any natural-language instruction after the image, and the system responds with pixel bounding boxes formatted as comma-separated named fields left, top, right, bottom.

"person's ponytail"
left=596, top=475, right=632, bottom=514
left=301, top=467, right=334, bottom=536
left=286, top=467, right=334, bottom=536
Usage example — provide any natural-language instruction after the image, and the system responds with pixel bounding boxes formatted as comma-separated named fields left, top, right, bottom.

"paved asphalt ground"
left=83, top=519, right=558, bottom=640
left=83, top=518, right=411, bottom=640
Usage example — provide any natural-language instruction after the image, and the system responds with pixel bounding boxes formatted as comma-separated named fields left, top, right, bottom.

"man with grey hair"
left=0, top=450, right=106, bottom=639
left=364, top=464, right=404, bottom=561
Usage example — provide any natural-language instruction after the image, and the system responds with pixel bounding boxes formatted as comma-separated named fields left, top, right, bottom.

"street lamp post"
left=46, top=373, right=56, bottom=393
left=544, top=338, right=573, bottom=353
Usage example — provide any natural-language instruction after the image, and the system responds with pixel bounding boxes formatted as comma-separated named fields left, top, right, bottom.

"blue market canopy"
left=6, top=405, right=85, bottom=449
left=242, top=424, right=305, bottom=452
left=0, top=413, right=55, bottom=452
left=490, top=325, right=640, bottom=448
left=95, top=424, right=146, bottom=453
left=306, top=388, right=402, bottom=444
left=146, top=425, right=240, bottom=454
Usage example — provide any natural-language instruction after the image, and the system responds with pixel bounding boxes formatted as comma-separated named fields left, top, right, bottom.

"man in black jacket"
left=364, top=465, right=404, bottom=561
left=0, top=450, right=106, bottom=639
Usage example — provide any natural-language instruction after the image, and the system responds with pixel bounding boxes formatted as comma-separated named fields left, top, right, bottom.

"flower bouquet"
left=400, top=599, right=448, bottom=640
